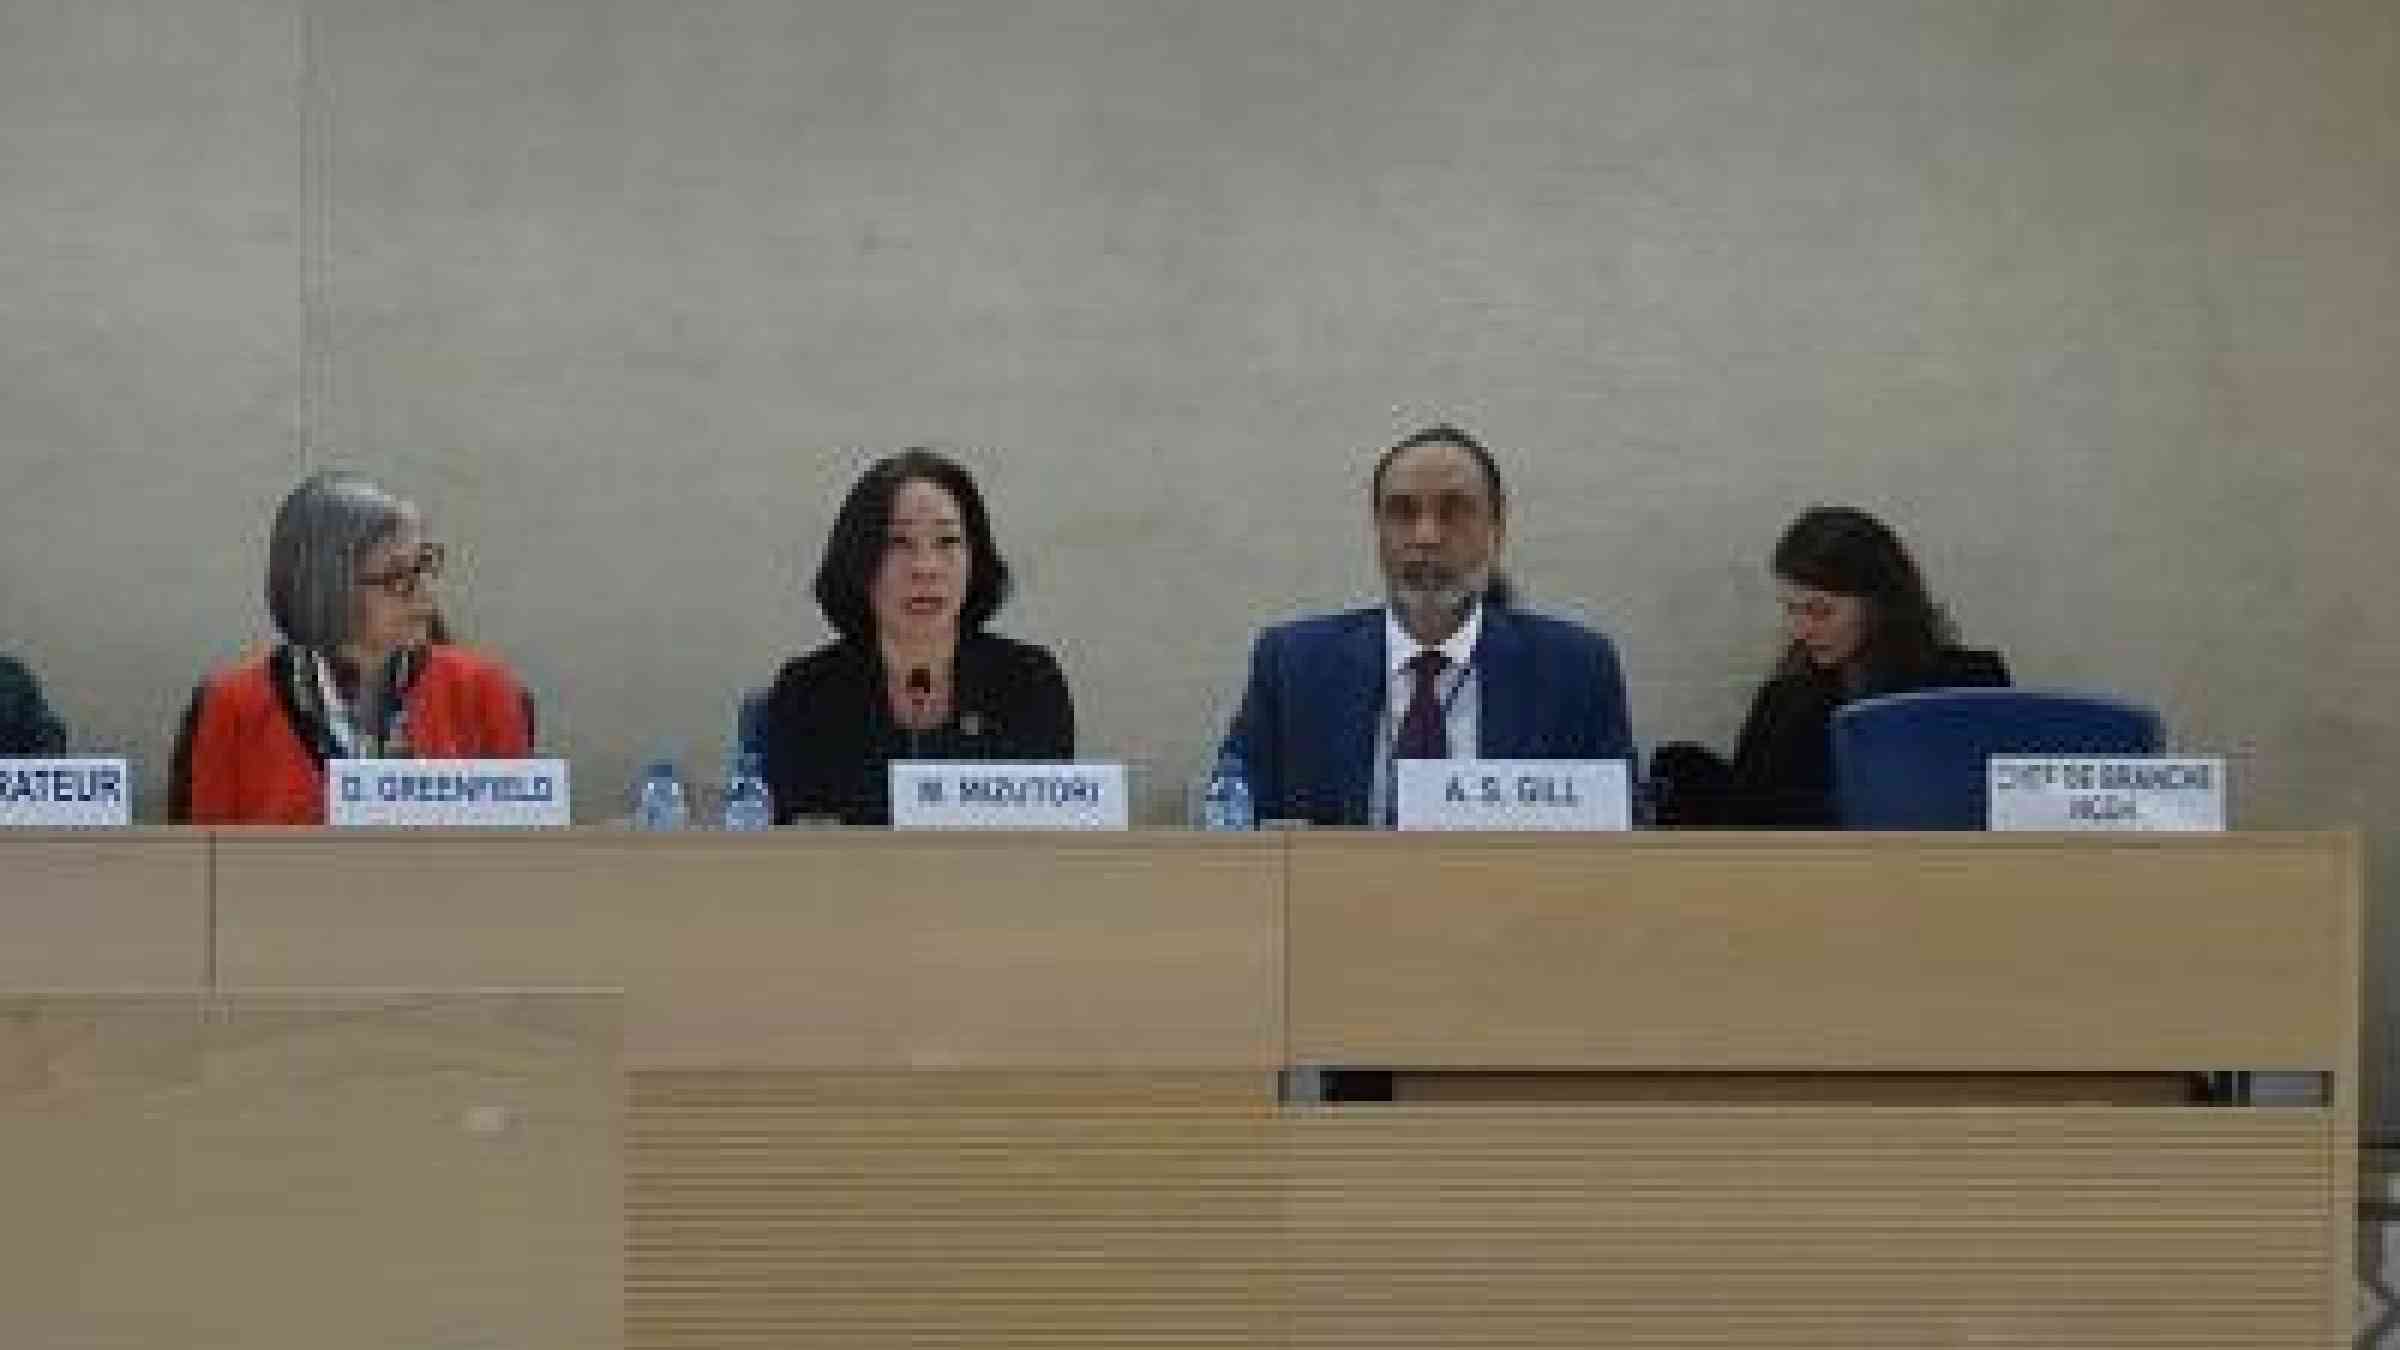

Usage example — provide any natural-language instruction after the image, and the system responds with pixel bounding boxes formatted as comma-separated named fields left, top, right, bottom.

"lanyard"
left=311, top=657, right=367, bottom=759
left=311, top=652, right=403, bottom=759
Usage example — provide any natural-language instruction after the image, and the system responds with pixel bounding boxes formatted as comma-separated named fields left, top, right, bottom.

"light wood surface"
left=1283, top=1106, right=2342, bottom=1348
left=1288, top=832, right=2358, bottom=1070
left=213, top=830, right=1283, bottom=1070
left=0, top=830, right=2362, bottom=1347
left=1, top=831, right=209, bottom=988
left=630, top=1070, right=1280, bottom=1348
left=0, top=991, right=620, bottom=1349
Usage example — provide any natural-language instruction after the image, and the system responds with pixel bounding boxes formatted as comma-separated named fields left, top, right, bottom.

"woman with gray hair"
left=171, top=470, right=532, bottom=823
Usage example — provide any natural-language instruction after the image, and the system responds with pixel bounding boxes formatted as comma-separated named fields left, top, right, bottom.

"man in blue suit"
left=1222, top=424, right=1635, bottom=827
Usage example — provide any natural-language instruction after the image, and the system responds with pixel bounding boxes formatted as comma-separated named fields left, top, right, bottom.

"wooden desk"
left=211, top=830, right=1284, bottom=1071
left=0, top=990, right=618, bottom=1350
left=1288, top=832, right=2352, bottom=1070
left=1283, top=832, right=2360, bottom=1347
left=212, top=830, right=1286, bottom=1348
left=2, top=830, right=208, bottom=988
left=2, top=829, right=2360, bottom=1347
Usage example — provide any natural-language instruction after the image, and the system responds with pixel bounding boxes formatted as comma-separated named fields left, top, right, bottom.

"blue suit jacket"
left=1222, top=605, right=1635, bottom=826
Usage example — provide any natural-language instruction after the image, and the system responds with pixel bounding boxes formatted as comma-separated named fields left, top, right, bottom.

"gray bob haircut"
left=265, top=470, right=417, bottom=650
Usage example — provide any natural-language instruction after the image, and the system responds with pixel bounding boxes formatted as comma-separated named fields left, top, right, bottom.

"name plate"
left=328, top=759, right=572, bottom=828
left=0, top=757, right=131, bottom=827
left=1396, top=759, right=1630, bottom=832
left=890, top=762, right=1129, bottom=831
left=1987, top=756, right=2225, bottom=832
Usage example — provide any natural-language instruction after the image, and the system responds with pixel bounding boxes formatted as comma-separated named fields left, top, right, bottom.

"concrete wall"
left=2, top=0, right=2394, bottom=1116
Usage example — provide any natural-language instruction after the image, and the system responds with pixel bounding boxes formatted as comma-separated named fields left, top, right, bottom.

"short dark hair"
left=812, top=449, right=1013, bottom=643
left=1369, top=424, right=1516, bottom=609
left=1370, top=424, right=1508, bottom=519
left=1770, top=505, right=1957, bottom=679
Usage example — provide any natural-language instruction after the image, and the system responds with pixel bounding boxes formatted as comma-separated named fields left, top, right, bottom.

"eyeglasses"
left=357, top=543, right=446, bottom=598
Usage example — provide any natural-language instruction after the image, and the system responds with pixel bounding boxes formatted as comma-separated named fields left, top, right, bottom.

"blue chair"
left=735, top=687, right=772, bottom=762
left=1832, top=688, right=2165, bottom=829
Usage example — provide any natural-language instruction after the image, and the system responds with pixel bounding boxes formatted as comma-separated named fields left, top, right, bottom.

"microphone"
left=906, top=666, right=933, bottom=760
left=370, top=647, right=410, bottom=756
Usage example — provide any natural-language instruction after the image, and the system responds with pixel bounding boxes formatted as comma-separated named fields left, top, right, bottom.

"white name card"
left=0, top=757, right=132, bottom=827
left=890, top=762, right=1129, bottom=831
left=1988, top=756, right=2226, bottom=832
left=328, top=759, right=572, bottom=828
left=1396, top=759, right=1630, bottom=832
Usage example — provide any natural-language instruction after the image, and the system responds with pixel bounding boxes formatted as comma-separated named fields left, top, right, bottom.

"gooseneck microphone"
left=906, top=666, right=933, bottom=760
left=368, top=647, right=410, bottom=757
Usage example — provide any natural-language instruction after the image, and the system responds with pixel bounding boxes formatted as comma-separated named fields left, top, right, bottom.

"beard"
left=1387, top=560, right=1485, bottom=625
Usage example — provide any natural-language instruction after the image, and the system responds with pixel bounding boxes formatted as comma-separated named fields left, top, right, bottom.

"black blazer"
left=0, top=654, right=65, bottom=755
left=762, top=632, right=1074, bottom=826
left=1658, top=645, right=2009, bottom=828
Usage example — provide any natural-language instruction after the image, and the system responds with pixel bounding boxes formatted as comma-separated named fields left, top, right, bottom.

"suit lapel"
left=1327, top=611, right=1385, bottom=824
left=1474, top=607, right=1532, bottom=758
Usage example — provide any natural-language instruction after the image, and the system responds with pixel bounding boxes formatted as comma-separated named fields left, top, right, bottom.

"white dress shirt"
left=1367, top=603, right=1482, bottom=828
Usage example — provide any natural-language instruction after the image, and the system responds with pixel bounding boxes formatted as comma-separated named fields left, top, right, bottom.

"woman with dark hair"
left=171, top=470, right=532, bottom=823
left=1654, top=506, right=2008, bottom=827
left=762, top=450, right=1073, bottom=825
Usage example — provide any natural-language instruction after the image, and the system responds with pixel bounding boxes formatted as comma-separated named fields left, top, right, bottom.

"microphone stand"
left=363, top=647, right=409, bottom=758
left=905, top=666, right=933, bottom=761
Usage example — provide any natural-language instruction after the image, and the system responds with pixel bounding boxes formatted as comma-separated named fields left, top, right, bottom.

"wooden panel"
left=215, top=831, right=1281, bottom=1069
left=629, top=1070, right=1282, bottom=1348
left=628, top=1083, right=2351, bottom=1347
left=1285, top=1107, right=2345, bottom=1348
left=169, top=832, right=2351, bottom=1346
left=0, top=830, right=209, bottom=988
left=0, top=991, right=619, bottom=1349
left=1289, top=832, right=2358, bottom=1070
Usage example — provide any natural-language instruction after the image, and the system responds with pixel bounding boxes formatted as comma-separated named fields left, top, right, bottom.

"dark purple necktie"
left=1395, top=650, right=1450, bottom=761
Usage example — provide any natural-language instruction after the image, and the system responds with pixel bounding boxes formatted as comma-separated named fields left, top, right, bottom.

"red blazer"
left=182, top=645, right=533, bottom=825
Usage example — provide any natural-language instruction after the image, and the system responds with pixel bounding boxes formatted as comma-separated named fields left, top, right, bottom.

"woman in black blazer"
left=1655, top=506, right=2008, bottom=828
left=763, top=450, right=1073, bottom=825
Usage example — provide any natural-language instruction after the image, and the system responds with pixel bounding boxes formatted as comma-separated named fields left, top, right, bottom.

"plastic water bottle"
left=720, top=751, right=773, bottom=832
left=632, top=756, right=688, bottom=831
left=1199, top=753, right=1255, bottom=832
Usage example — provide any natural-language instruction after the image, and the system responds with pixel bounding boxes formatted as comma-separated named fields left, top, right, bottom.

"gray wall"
left=3, top=0, right=2395, bottom=1115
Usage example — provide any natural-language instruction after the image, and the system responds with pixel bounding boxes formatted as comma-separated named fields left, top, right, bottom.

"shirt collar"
left=1384, top=600, right=1483, bottom=677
